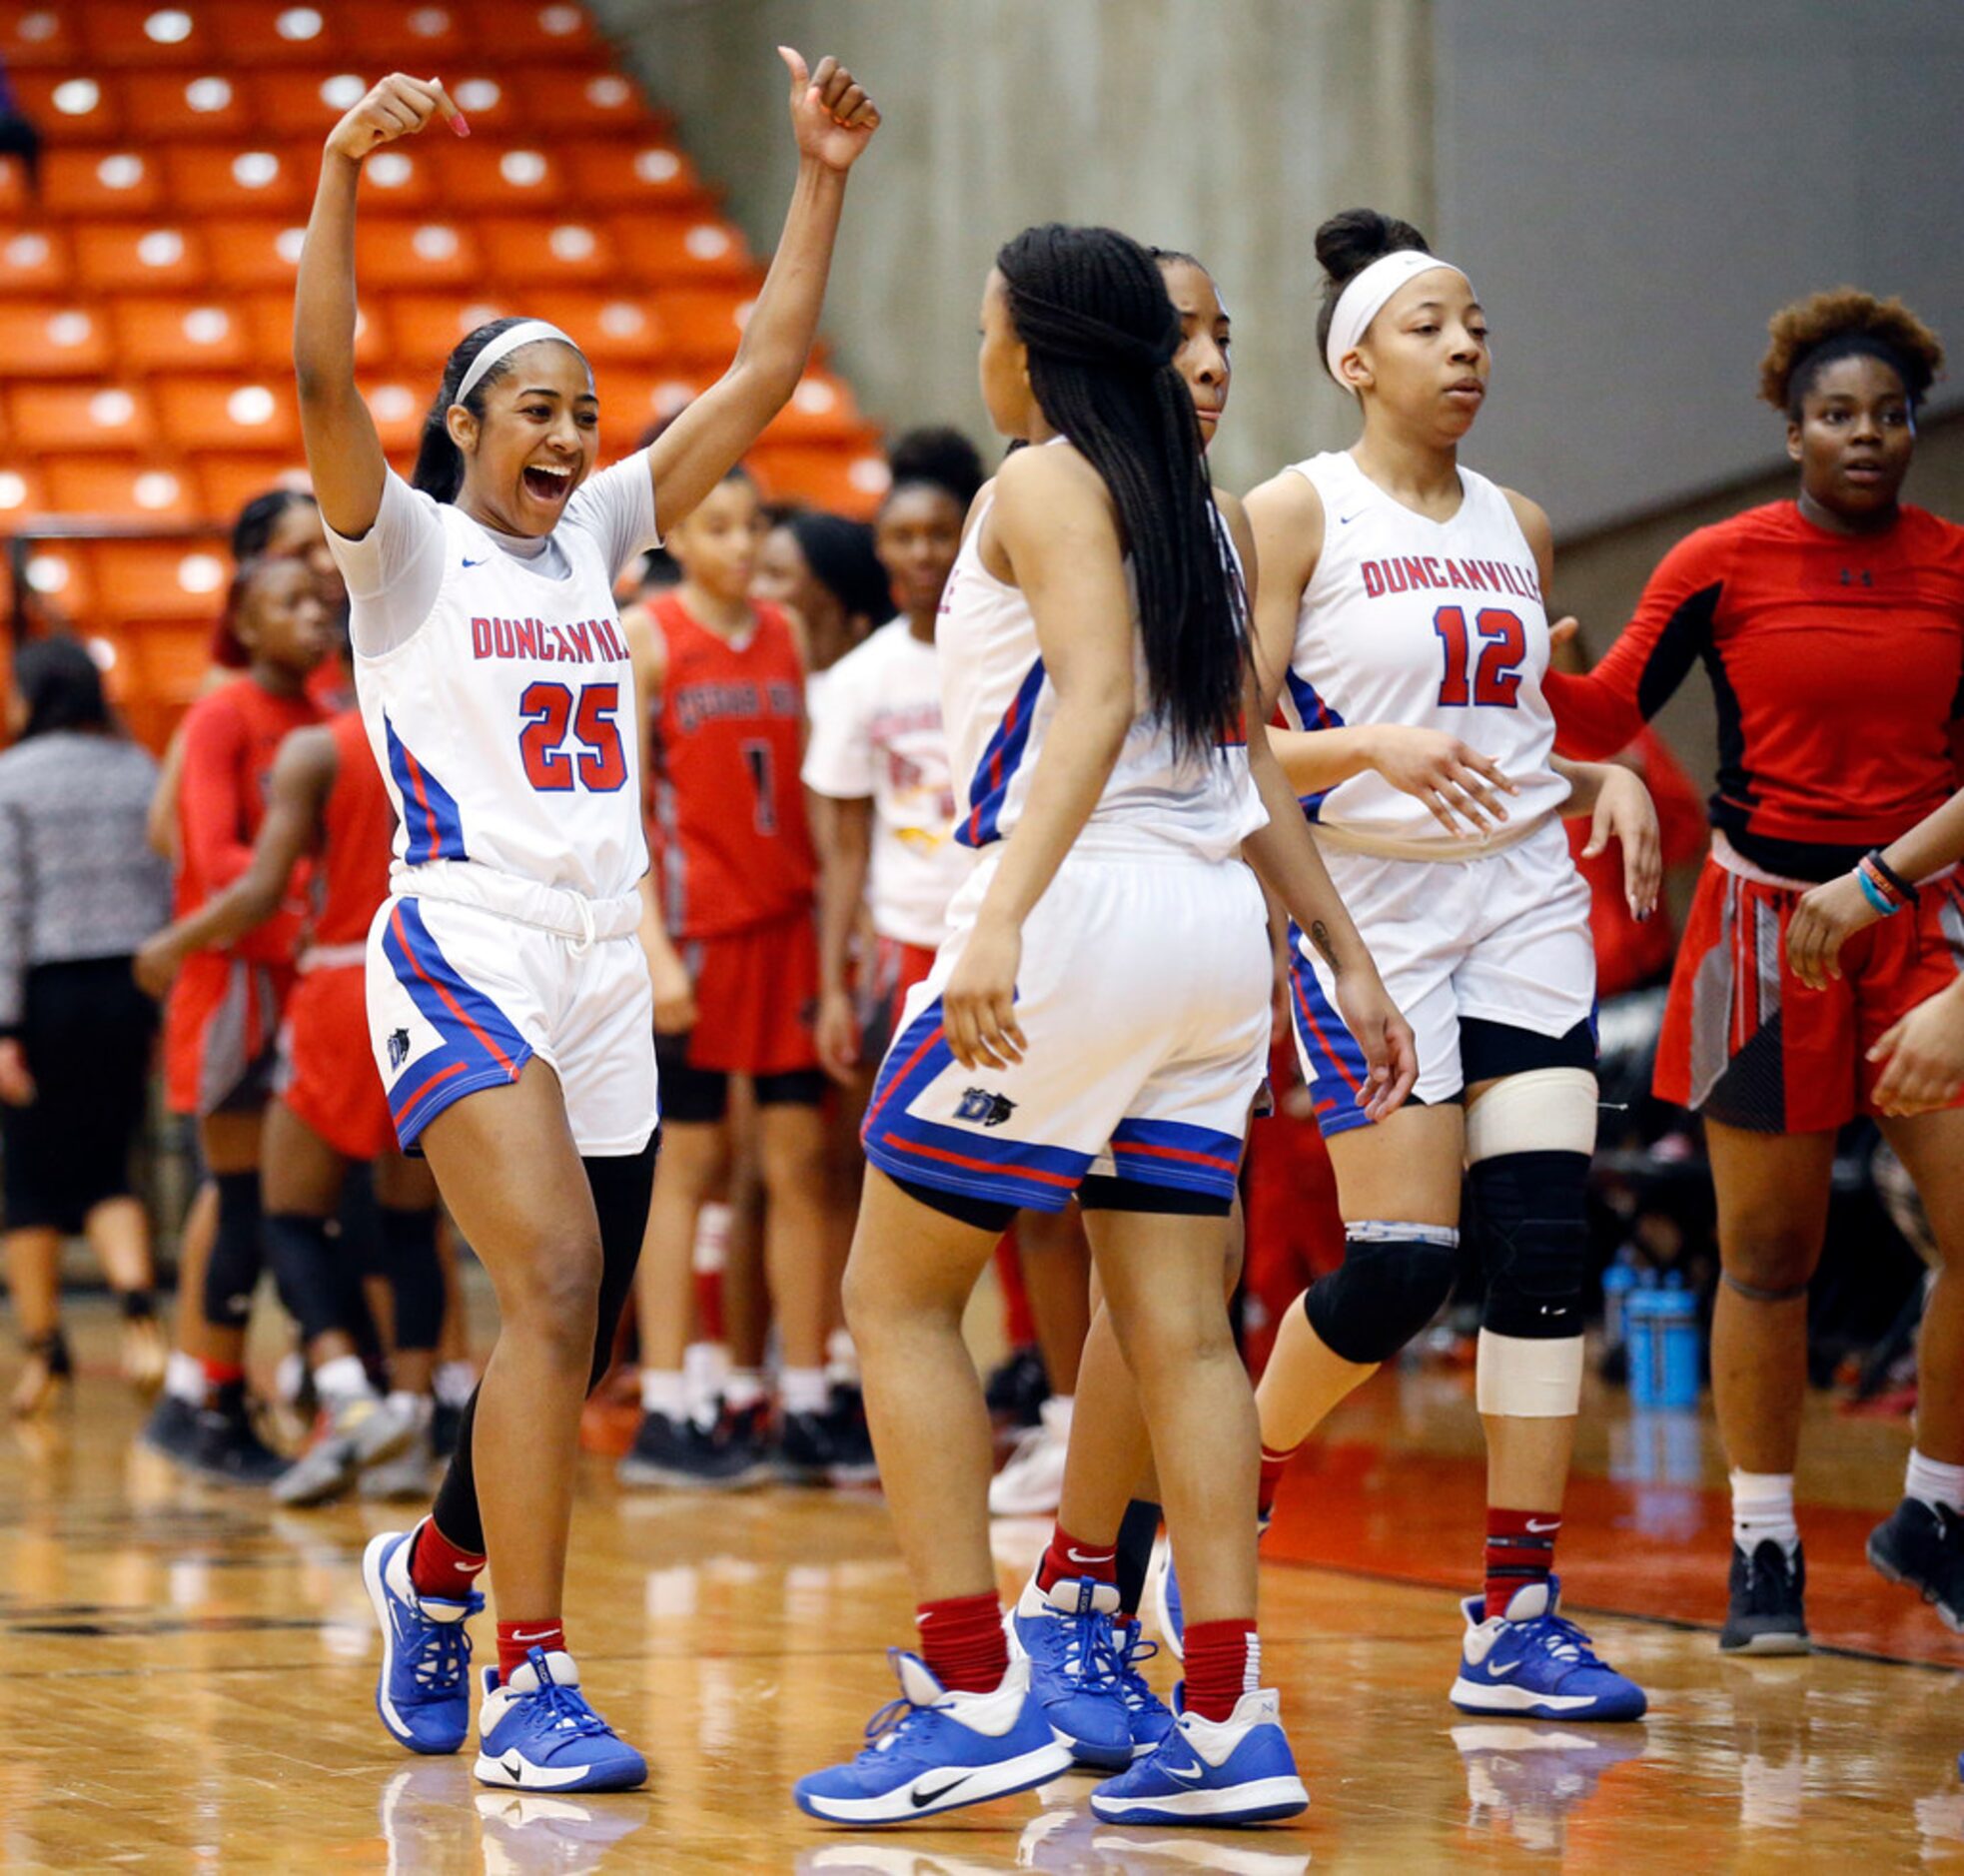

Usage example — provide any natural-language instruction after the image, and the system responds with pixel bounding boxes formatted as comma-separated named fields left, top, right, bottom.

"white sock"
left=1730, top=1469, right=1799, bottom=1554
left=434, top=1361, right=476, bottom=1408
left=166, top=1351, right=205, bottom=1405
left=315, top=1355, right=373, bottom=1407
left=780, top=1367, right=831, bottom=1416
left=826, top=1326, right=859, bottom=1388
left=683, top=1340, right=728, bottom=1417
left=387, top=1390, right=432, bottom=1428
left=723, top=1368, right=766, bottom=1413
left=1905, top=1448, right=1964, bottom=1514
left=639, top=1369, right=688, bottom=1419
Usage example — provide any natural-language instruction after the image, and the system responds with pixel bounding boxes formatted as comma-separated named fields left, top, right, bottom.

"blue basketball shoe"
left=1112, top=1619, right=1175, bottom=1759
left=1009, top=1573, right=1132, bottom=1769
left=475, top=1647, right=647, bottom=1791
left=363, top=1525, right=484, bottom=1754
left=794, top=1650, right=1072, bottom=1824
left=1153, top=1512, right=1271, bottom=1662
left=1450, top=1577, right=1646, bottom=1721
left=1090, top=1687, right=1309, bottom=1825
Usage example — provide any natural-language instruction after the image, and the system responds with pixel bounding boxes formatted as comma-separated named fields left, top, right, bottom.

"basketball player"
left=1552, top=291, right=1964, bottom=1652
left=295, top=54, right=878, bottom=1791
left=619, top=467, right=853, bottom=1487
left=795, top=222, right=1413, bottom=1828
left=1158, top=210, right=1658, bottom=1724
left=160, top=554, right=332, bottom=1483
left=136, top=618, right=446, bottom=1508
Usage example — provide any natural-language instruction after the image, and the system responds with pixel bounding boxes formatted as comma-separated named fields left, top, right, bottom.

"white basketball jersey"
left=356, top=500, right=646, bottom=902
left=1282, top=451, right=1568, bottom=857
left=938, top=484, right=1264, bottom=864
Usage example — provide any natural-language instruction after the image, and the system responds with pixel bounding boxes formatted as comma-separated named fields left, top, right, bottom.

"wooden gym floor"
left=3, top=1299, right=1960, bottom=1873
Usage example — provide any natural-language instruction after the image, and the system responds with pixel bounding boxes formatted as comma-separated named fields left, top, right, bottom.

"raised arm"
left=135, top=726, right=336, bottom=997
left=294, top=74, right=466, bottom=537
left=640, top=50, right=880, bottom=534
left=938, top=447, right=1137, bottom=1071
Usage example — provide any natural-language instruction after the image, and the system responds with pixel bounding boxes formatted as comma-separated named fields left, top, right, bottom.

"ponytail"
left=411, top=316, right=530, bottom=502
left=995, top=223, right=1247, bottom=763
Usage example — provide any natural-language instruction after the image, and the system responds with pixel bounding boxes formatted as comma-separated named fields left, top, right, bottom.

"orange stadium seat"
left=569, top=69, right=657, bottom=135
left=246, top=68, right=367, bottom=141
left=587, top=368, right=702, bottom=443
left=643, top=287, right=750, bottom=370
left=431, top=142, right=572, bottom=214
left=80, top=2, right=223, bottom=67
left=332, top=0, right=471, bottom=67
left=202, top=1, right=346, bottom=64
left=9, top=381, right=162, bottom=455
left=608, top=212, right=756, bottom=286
left=43, top=148, right=168, bottom=217
left=111, top=297, right=256, bottom=375
left=122, top=69, right=259, bottom=142
left=469, top=0, right=605, bottom=65
left=749, top=445, right=889, bottom=520
left=154, top=375, right=302, bottom=455
left=204, top=219, right=309, bottom=291
left=554, top=292, right=663, bottom=366
left=87, top=537, right=233, bottom=622
left=386, top=292, right=521, bottom=368
left=353, top=217, right=485, bottom=289
left=757, top=371, right=868, bottom=448
left=348, top=146, right=442, bottom=214
left=125, top=617, right=221, bottom=705
left=0, top=464, right=48, bottom=521
left=194, top=455, right=312, bottom=523
left=479, top=216, right=621, bottom=290
left=0, top=228, right=77, bottom=297
left=243, top=291, right=392, bottom=371
left=0, top=155, right=31, bottom=217
left=0, top=1, right=85, bottom=68
left=17, top=542, right=95, bottom=625
left=565, top=139, right=707, bottom=209
left=73, top=223, right=212, bottom=293
left=353, top=379, right=433, bottom=455
left=434, top=72, right=531, bottom=141
left=163, top=145, right=310, bottom=216
left=0, top=302, right=114, bottom=377
left=7, top=69, right=125, bottom=143
left=42, top=458, right=202, bottom=523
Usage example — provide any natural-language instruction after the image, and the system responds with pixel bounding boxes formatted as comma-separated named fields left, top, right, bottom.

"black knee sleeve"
left=202, top=1171, right=264, bottom=1331
left=379, top=1206, right=445, bottom=1353
left=582, top=1142, right=657, bottom=1393
left=1304, top=1225, right=1461, bottom=1366
left=264, top=1211, right=367, bottom=1348
left=1115, top=1498, right=1161, bottom=1617
left=1470, top=1150, right=1589, bottom=1340
left=432, top=1384, right=484, bottom=1554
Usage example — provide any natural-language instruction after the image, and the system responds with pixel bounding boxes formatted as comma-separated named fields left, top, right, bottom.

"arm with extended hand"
left=809, top=791, right=873, bottom=1081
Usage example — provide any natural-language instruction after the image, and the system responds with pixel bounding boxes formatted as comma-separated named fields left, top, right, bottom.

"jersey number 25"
left=1433, top=605, right=1525, bottom=708
left=518, top=681, right=628, bottom=792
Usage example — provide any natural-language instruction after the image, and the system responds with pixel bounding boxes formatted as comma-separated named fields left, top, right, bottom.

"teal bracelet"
left=1857, top=868, right=1901, bottom=917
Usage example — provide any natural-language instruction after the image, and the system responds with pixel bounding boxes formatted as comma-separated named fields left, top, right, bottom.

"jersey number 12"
left=518, top=681, right=628, bottom=792
left=1433, top=605, right=1525, bottom=708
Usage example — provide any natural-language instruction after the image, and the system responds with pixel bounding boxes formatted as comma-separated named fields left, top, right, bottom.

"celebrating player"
left=796, top=222, right=1412, bottom=1828
left=294, top=52, right=878, bottom=1791
left=1550, top=291, right=1964, bottom=1652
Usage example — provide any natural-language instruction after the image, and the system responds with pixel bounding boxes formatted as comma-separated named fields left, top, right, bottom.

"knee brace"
left=1304, top=1222, right=1461, bottom=1367
left=202, top=1171, right=265, bottom=1332
left=379, top=1206, right=445, bottom=1353
left=1466, top=1068, right=1594, bottom=1415
left=264, top=1211, right=365, bottom=1349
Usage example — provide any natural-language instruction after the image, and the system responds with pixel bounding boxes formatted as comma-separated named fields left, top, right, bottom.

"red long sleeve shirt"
left=173, top=676, right=321, bottom=964
left=1546, top=501, right=1964, bottom=881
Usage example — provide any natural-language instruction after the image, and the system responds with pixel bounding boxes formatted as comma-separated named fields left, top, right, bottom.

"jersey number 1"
left=519, top=682, right=628, bottom=792
left=1433, top=605, right=1525, bottom=708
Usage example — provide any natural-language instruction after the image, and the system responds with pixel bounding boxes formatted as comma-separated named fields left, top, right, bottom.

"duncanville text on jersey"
left=1359, top=554, right=1542, bottom=601
left=470, top=615, right=631, bottom=663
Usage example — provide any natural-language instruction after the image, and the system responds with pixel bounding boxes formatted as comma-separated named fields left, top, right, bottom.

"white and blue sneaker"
left=1008, top=1573, right=1132, bottom=1769
left=363, top=1525, right=483, bottom=1754
left=1153, top=1512, right=1271, bottom=1663
left=1112, top=1619, right=1176, bottom=1759
left=794, top=1650, right=1073, bottom=1824
left=475, top=1647, right=648, bottom=1791
left=1090, top=1687, right=1309, bottom=1825
left=1450, top=1577, right=1647, bottom=1721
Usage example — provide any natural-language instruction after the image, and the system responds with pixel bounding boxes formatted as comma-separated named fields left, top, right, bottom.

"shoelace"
left=1520, top=1611, right=1604, bottom=1669
left=522, top=1677, right=615, bottom=1739
left=1112, top=1626, right=1161, bottom=1710
left=408, top=1601, right=479, bottom=1690
left=1053, top=1607, right=1122, bottom=1693
left=858, top=1688, right=938, bottom=1759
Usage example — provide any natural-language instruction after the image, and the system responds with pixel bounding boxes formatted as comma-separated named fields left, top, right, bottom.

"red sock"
left=915, top=1592, right=1008, bottom=1693
left=1183, top=1618, right=1260, bottom=1722
left=202, top=1358, right=245, bottom=1395
left=1258, top=1444, right=1297, bottom=1521
left=1484, top=1507, right=1560, bottom=1619
left=1036, top=1523, right=1117, bottom=1595
left=408, top=1516, right=488, bottom=1601
left=497, top=1618, right=565, bottom=1682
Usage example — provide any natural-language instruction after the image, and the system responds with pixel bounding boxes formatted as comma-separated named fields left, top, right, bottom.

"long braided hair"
left=995, top=224, right=1248, bottom=762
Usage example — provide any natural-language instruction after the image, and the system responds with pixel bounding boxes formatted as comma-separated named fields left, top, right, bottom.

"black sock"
left=1116, top=1498, right=1162, bottom=1617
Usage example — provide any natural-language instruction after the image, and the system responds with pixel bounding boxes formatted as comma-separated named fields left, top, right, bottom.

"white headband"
left=455, top=319, right=588, bottom=407
left=1324, top=250, right=1472, bottom=390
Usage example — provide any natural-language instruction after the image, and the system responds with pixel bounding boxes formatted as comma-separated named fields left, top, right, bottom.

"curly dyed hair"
left=1759, top=289, right=1945, bottom=417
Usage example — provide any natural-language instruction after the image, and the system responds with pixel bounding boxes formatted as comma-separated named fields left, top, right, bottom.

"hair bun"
left=1314, top=207, right=1432, bottom=288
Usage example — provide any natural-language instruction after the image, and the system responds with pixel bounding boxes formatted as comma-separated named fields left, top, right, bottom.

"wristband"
left=1864, top=848, right=1919, bottom=906
left=1857, top=868, right=1899, bottom=917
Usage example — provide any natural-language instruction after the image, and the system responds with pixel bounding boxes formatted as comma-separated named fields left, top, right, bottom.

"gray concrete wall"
left=588, top=0, right=1434, bottom=495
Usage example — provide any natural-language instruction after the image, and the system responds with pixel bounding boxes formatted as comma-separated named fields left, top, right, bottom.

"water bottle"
left=1626, top=1284, right=1701, bottom=1408
left=1601, top=1250, right=1639, bottom=1354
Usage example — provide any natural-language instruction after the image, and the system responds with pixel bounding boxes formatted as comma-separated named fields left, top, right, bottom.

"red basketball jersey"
left=313, top=709, right=395, bottom=949
left=175, top=675, right=322, bottom=964
left=647, top=591, right=814, bottom=940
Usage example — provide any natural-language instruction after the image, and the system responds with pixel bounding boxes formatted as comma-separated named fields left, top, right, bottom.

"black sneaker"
left=186, top=1386, right=288, bottom=1487
left=821, top=1401, right=879, bottom=1486
left=139, top=1390, right=202, bottom=1464
left=1719, top=1538, right=1810, bottom=1653
left=984, top=1346, right=1049, bottom=1428
left=615, top=1410, right=770, bottom=1489
left=1868, top=1496, right=1964, bottom=1630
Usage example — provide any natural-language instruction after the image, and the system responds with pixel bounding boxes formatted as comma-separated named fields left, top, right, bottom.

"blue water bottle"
left=1626, top=1283, right=1701, bottom=1408
left=1601, top=1250, right=1639, bottom=1355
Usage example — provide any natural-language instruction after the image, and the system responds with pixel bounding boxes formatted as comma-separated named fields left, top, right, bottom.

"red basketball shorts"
left=277, top=961, right=395, bottom=1163
left=164, top=953, right=294, bottom=1118
left=681, top=905, right=820, bottom=1077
